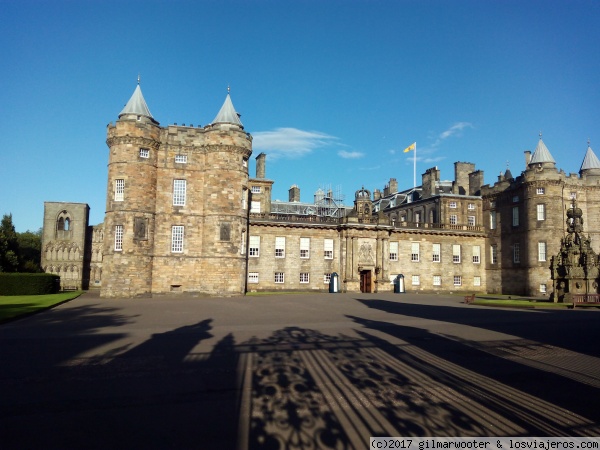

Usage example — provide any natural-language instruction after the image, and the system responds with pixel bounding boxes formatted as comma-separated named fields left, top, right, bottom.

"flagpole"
left=413, top=142, right=417, bottom=190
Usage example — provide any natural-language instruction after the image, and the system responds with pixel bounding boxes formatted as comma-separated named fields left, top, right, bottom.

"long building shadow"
left=3, top=313, right=600, bottom=449
left=354, top=297, right=600, bottom=358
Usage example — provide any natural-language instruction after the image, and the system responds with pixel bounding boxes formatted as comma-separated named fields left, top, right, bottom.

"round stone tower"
left=101, top=81, right=161, bottom=298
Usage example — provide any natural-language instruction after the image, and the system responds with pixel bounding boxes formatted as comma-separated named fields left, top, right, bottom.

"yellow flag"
left=403, top=142, right=416, bottom=153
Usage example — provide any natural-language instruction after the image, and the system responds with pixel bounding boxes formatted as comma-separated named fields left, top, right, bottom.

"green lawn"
left=0, top=292, right=82, bottom=323
left=465, top=294, right=570, bottom=309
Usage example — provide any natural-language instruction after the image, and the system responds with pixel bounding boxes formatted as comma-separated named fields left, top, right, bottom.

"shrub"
left=0, top=273, right=60, bottom=295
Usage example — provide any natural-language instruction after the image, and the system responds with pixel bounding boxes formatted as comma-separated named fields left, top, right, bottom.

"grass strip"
left=0, top=291, right=82, bottom=323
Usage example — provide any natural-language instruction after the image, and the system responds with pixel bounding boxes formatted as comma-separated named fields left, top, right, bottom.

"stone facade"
left=41, top=84, right=600, bottom=298
left=41, top=202, right=92, bottom=290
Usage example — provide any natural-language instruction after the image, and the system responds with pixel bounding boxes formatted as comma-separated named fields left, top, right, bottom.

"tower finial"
left=227, top=85, right=230, bottom=94
left=539, top=131, right=542, bottom=140
left=137, top=74, right=140, bottom=85
left=588, top=138, right=591, bottom=147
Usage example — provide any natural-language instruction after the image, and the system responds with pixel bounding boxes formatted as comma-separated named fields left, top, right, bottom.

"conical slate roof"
left=529, top=138, right=556, bottom=165
left=119, top=84, right=154, bottom=119
left=580, top=145, right=600, bottom=171
left=212, top=92, right=243, bottom=127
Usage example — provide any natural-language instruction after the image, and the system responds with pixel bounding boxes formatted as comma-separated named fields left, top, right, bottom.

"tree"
left=18, top=228, right=42, bottom=273
left=0, top=213, right=19, bottom=272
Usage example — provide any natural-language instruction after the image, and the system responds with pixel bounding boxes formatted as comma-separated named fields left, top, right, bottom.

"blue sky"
left=1, top=0, right=599, bottom=232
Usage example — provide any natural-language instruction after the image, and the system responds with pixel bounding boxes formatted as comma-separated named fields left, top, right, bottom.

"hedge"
left=0, top=273, right=61, bottom=295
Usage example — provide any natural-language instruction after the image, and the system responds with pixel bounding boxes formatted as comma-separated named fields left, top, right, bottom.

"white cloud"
left=436, top=122, right=473, bottom=144
left=338, top=150, right=364, bottom=159
left=252, top=127, right=338, bottom=159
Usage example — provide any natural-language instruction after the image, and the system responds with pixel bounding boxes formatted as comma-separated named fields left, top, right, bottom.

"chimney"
left=468, top=170, right=484, bottom=196
left=256, top=153, right=266, bottom=178
left=289, top=185, right=300, bottom=202
left=524, top=150, right=531, bottom=167
left=373, top=189, right=382, bottom=201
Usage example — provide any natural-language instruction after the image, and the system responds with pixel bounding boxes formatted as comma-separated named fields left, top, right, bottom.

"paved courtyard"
left=1, top=291, right=599, bottom=449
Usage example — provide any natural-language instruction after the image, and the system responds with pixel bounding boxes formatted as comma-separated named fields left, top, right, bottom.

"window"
left=512, top=206, right=519, bottom=226
left=538, top=242, right=547, bottom=262
left=250, top=201, right=261, bottom=213
left=324, top=273, right=332, bottom=284
left=114, top=179, right=124, bottom=201
left=412, top=275, right=420, bottom=285
left=449, top=201, right=457, bottom=208
left=389, top=242, right=398, bottom=261
left=537, top=187, right=545, bottom=195
left=490, top=211, right=497, bottom=230
left=450, top=215, right=458, bottom=225
left=490, top=201, right=496, bottom=208
left=175, top=154, right=188, bottom=164
left=452, top=244, right=461, bottom=263
left=472, top=245, right=481, bottom=264
left=324, top=239, right=334, bottom=259
left=275, top=237, right=285, bottom=258
left=173, top=179, right=187, bottom=206
left=468, top=216, right=475, bottom=226
left=274, top=272, right=284, bottom=283
left=300, top=238, right=310, bottom=259
left=454, top=275, right=462, bottom=286
left=171, top=226, right=184, bottom=253
left=474, top=276, right=481, bottom=287
left=513, top=243, right=520, bottom=263
left=248, top=272, right=259, bottom=284
left=491, top=245, right=498, bottom=264
left=241, top=230, right=246, bottom=255
left=468, top=203, right=476, bottom=210
left=249, top=236, right=260, bottom=257
left=415, top=212, right=421, bottom=223
left=139, top=148, right=149, bottom=158
left=242, top=189, right=248, bottom=210
left=512, top=196, right=519, bottom=203
left=540, top=284, right=547, bottom=294
left=411, top=242, right=420, bottom=262
left=537, top=204, right=546, bottom=221
left=432, top=243, right=441, bottom=262
left=433, top=275, right=441, bottom=286
left=114, top=225, right=123, bottom=251
left=300, top=273, right=310, bottom=283
left=251, top=186, right=261, bottom=194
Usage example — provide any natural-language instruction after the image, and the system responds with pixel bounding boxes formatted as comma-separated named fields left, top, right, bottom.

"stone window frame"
left=491, top=245, right=498, bottom=264
left=538, top=241, right=547, bottom=262
left=512, top=206, right=519, bottom=227
left=251, top=186, right=261, bottom=194
left=139, top=148, right=150, bottom=158
left=300, top=273, right=310, bottom=284
left=324, top=239, right=334, bottom=259
left=389, top=241, right=398, bottom=261
left=300, top=237, right=310, bottom=259
left=114, top=179, right=125, bottom=202
left=540, top=283, right=547, bottom=294
left=411, top=275, right=420, bottom=286
left=452, top=244, right=461, bottom=263
left=513, top=242, right=520, bottom=263
left=468, top=216, right=476, bottom=226
left=453, top=275, right=462, bottom=286
left=248, top=272, right=259, bottom=284
left=474, top=276, right=481, bottom=286
left=537, top=187, right=545, bottom=195
left=173, top=179, right=187, bottom=206
left=449, top=201, right=457, bottom=208
left=450, top=214, right=458, bottom=225
left=250, top=200, right=261, bottom=213
left=175, top=154, right=188, bottom=164
left=432, top=243, right=441, bottom=262
left=274, top=272, right=285, bottom=284
left=411, top=242, right=420, bottom=262
left=324, top=273, right=331, bottom=284
left=275, top=237, right=286, bottom=258
left=171, top=225, right=184, bottom=253
left=249, top=236, right=260, bottom=257
left=472, top=245, right=481, bottom=264
left=468, top=203, right=476, bottom=210
left=537, top=204, right=546, bottom=221
left=114, top=225, right=123, bottom=251
left=490, top=210, right=497, bottom=230
left=433, top=275, right=442, bottom=286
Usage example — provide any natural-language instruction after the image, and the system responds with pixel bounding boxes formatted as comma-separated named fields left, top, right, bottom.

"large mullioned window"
left=114, top=179, right=124, bottom=201
left=173, top=180, right=187, bottom=206
left=114, top=225, right=123, bottom=251
left=171, top=226, right=184, bottom=253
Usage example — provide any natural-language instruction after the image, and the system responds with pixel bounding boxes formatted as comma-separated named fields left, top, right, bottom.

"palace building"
left=41, top=84, right=600, bottom=298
